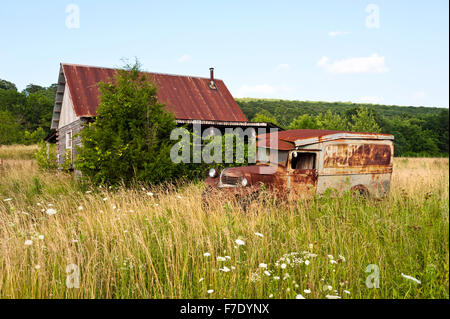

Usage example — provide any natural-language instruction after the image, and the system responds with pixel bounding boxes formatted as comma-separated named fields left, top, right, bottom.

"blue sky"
left=0, top=0, right=448, bottom=107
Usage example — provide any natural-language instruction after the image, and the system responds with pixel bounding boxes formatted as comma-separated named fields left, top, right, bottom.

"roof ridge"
left=61, top=63, right=223, bottom=81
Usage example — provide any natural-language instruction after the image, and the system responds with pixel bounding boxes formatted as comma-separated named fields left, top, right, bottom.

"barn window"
left=66, top=131, right=72, bottom=149
left=291, top=152, right=316, bottom=170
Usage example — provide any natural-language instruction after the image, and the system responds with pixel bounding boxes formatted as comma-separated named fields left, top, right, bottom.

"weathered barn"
left=47, top=63, right=277, bottom=166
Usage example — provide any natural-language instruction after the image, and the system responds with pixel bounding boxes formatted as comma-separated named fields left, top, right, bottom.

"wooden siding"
left=56, top=119, right=84, bottom=167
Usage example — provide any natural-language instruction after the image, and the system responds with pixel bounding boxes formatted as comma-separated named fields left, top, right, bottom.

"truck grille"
left=221, top=175, right=240, bottom=186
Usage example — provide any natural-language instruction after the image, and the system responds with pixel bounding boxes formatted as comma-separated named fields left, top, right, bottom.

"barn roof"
left=257, top=129, right=394, bottom=150
left=54, top=63, right=248, bottom=125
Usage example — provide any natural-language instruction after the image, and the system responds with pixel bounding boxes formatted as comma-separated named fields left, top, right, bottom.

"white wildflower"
left=264, top=270, right=271, bottom=276
left=48, top=204, right=53, bottom=207
left=177, top=195, right=182, bottom=199
left=325, top=295, right=341, bottom=299
left=207, top=289, right=214, bottom=294
left=308, top=243, right=313, bottom=250
left=330, top=260, right=337, bottom=264
left=85, top=190, right=92, bottom=194
left=217, top=256, right=226, bottom=261
left=339, top=255, right=346, bottom=262
left=296, top=294, right=305, bottom=299
left=72, top=239, right=79, bottom=243
left=22, top=211, right=30, bottom=216
left=225, top=256, right=231, bottom=260
left=344, top=290, right=351, bottom=294
left=34, top=265, right=41, bottom=270
left=220, top=266, right=231, bottom=272
left=146, top=192, right=154, bottom=197
left=103, top=197, right=108, bottom=201
left=254, top=232, right=264, bottom=238
left=304, top=289, right=311, bottom=294
left=3, top=198, right=12, bottom=202
left=281, top=263, right=287, bottom=269
left=46, top=208, right=57, bottom=216
left=78, top=206, right=83, bottom=211
left=235, top=239, right=245, bottom=246
left=273, top=276, right=280, bottom=280
left=199, top=278, right=204, bottom=283
left=401, top=273, right=421, bottom=284
left=259, top=263, right=268, bottom=268
left=203, top=252, right=211, bottom=257
left=24, top=240, right=33, bottom=246
left=269, top=294, right=273, bottom=298
left=327, top=255, right=334, bottom=260
left=304, top=260, right=310, bottom=266
left=38, top=235, right=44, bottom=240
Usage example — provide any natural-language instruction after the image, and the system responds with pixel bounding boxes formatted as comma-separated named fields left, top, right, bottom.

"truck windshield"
left=257, top=148, right=288, bottom=165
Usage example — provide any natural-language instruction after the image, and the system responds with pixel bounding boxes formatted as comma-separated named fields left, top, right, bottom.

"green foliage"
left=251, top=112, right=279, bottom=126
left=0, top=110, right=21, bottom=145
left=348, top=107, right=381, bottom=132
left=0, top=79, right=55, bottom=145
left=76, top=61, right=178, bottom=185
left=238, top=99, right=448, bottom=157
left=35, top=141, right=57, bottom=170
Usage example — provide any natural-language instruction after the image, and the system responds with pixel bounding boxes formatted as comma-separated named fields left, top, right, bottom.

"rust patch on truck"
left=324, top=144, right=391, bottom=168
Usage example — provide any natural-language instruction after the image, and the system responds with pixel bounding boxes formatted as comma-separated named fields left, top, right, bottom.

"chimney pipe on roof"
left=209, top=67, right=217, bottom=90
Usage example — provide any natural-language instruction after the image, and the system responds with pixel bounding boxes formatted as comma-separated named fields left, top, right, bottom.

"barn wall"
left=56, top=119, right=84, bottom=167
left=58, top=83, right=79, bottom=129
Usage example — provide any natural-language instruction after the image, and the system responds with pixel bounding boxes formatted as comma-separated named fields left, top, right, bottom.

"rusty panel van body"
left=205, top=129, right=394, bottom=198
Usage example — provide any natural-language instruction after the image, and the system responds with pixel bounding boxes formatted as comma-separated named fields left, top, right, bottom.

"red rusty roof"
left=61, top=63, right=248, bottom=122
left=257, top=129, right=394, bottom=149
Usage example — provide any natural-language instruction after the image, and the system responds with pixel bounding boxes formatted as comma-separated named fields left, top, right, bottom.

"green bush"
left=35, top=141, right=57, bottom=170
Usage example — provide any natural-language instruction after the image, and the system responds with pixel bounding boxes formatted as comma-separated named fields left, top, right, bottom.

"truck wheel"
left=236, top=191, right=260, bottom=212
left=350, top=185, right=370, bottom=198
left=202, top=186, right=213, bottom=210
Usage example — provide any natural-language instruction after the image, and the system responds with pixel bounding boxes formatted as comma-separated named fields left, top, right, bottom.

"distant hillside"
left=236, top=98, right=446, bottom=128
left=236, top=98, right=449, bottom=157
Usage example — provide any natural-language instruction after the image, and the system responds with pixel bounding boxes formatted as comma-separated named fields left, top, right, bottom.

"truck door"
left=288, top=151, right=318, bottom=197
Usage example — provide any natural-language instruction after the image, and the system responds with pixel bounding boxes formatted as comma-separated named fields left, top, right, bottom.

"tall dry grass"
left=0, top=152, right=448, bottom=299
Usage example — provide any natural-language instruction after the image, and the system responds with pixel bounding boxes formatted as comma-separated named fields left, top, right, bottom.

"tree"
left=348, top=107, right=381, bottom=133
left=0, top=110, right=21, bottom=145
left=76, top=61, right=179, bottom=185
left=316, top=110, right=348, bottom=131
left=288, top=114, right=321, bottom=130
left=0, top=79, right=17, bottom=91
left=251, top=112, right=279, bottom=126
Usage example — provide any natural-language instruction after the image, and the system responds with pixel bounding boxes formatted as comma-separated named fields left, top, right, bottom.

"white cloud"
left=358, top=96, right=382, bottom=104
left=177, top=54, right=191, bottom=63
left=235, top=84, right=276, bottom=98
left=328, top=31, right=350, bottom=37
left=275, top=63, right=290, bottom=71
left=317, top=53, right=389, bottom=74
left=316, top=56, right=329, bottom=67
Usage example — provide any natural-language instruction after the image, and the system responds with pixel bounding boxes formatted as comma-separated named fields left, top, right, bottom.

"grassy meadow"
left=0, top=145, right=448, bottom=299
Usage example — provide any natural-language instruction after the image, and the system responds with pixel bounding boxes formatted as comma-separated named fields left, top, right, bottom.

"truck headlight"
left=241, top=177, right=248, bottom=187
left=209, top=168, right=218, bottom=178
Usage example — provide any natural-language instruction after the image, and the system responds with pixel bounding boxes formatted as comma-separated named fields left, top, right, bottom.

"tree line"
left=0, top=79, right=55, bottom=145
left=1, top=77, right=448, bottom=157
left=238, top=99, right=449, bottom=157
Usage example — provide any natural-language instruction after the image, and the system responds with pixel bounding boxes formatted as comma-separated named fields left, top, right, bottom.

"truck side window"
left=291, top=152, right=316, bottom=169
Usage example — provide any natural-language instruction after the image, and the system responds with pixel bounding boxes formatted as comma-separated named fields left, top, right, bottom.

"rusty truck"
left=204, top=129, right=394, bottom=201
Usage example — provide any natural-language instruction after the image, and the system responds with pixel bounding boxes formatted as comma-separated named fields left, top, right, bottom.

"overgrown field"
left=0, top=145, right=448, bottom=299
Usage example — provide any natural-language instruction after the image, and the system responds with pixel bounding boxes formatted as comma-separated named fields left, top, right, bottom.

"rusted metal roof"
left=61, top=63, right=248, bottom=122
left=257, top=129, right=394, bottom=149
